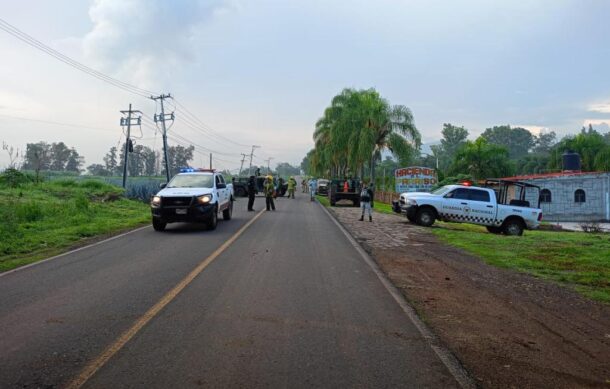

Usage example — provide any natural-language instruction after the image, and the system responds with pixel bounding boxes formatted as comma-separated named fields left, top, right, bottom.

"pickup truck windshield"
left=167, top=174, right=214, bottom=188
left=431, top=186, right=452, bottom=195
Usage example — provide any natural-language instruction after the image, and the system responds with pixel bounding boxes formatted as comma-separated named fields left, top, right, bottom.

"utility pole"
left=151, top=93, right=174, bottom=182
left=120, top=103, right=142, bottom=188
left=248, top=145, right=260, bottom=176
left=238, top=153, right=247, bottom=177
left=209, top=153, right=212, bottom=170
left=265, top=157, right=274, bottom=175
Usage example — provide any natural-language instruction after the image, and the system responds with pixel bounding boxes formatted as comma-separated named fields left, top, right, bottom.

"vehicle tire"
left=235, top=187, right=246, bottom=197
left=486, top=226, right=502, bottom=234
left=503, top=219, right=524, bottom=236
left=223, top=199, right=233, bottom=220
left=152, top=218, right=166, bottom=231
left=354, top=200, right=360, bottom=207
left=406, top=215, right=416, bottom=223
left=415, top=208, right=436, bottom=227
left=207, top=207, right=218, bottom=230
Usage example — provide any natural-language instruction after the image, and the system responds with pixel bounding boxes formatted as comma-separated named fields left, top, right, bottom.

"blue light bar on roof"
left=179, top=167, right=195, bottom=173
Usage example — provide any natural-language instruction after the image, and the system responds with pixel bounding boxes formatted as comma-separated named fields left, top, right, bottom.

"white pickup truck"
left=392, top=180, right=542, bottom=236
left=150, top=168, right=234, bottom=231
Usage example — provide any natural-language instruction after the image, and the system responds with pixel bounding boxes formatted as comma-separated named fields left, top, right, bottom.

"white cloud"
left=514, top=125, right=552, bottom=135
left=82, top=0, right=236, bottom=90
left=587, top=102, right=610, bottom=113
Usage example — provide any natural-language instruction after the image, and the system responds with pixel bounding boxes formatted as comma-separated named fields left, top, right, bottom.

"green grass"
left=431, top=222, right=610, bottom=303
left=0, top=179, right=150, bottom=272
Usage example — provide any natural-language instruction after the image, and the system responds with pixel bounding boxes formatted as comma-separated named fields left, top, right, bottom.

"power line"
left=0, top=18, right=156, bottom=98
left=0, top=113, right=117, bottom=133
left=172, top=99, right=251, bottom=148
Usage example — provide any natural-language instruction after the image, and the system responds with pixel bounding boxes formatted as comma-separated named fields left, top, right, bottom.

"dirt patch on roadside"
left=331, top=206, right=610, bottom=388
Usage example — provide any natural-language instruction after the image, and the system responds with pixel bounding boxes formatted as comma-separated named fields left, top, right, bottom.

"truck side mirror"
left=217, top=183, right=226, bottom=189
left=159, top=183, right=167, bottom=189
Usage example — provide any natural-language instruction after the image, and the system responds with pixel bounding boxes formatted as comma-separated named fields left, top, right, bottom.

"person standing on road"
left=247, top=175, right=256, bottom=212
left=287, top=176, right=297, bottom=199
left=302, top=179, right=307, bottom=193
left=359, top=181, right=374, bottom=222
left=309, top=178, right=317, bottom=201
left=264, top=175, right=276, bottom=211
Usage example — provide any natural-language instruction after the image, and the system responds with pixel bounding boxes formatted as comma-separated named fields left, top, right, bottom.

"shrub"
left=16, top=201, right=44, bottom=222
left=0, top=169, right=36, bottom=188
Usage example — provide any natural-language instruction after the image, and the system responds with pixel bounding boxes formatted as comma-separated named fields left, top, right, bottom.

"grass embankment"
left=431, top=222, right=610, bottom=303
left=0, top=179, right=150, bottom=272
left=317, top=195, right=610, bottom=303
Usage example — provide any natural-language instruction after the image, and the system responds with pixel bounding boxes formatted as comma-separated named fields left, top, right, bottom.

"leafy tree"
left=87, top=163, right=109, bottom=176
left=532, top=131, right=557, bottom=154
left=515, top=153, right=550, bottom=175
left=65, top=148, right=83, bottom=172
left=49, top=142, right=71, bottom=171
left=440, top=123, right=468, bottom=159
left=300, top=149, right=315, bottom=176
left=481, top=125, right=534, bottom=159
left=103, top=147, right=119, bottom=175
left=450, top=137, right=513, bottom=179
left=23, top=142, right=52, bottom=171
left=164, top=145, right=195, bottom=177
left=140, top=147, right=157, bottom=176
left=549, top=131, right=608, bottom=171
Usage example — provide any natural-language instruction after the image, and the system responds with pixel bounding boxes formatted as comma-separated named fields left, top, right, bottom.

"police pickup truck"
left=392, top=180, right=542, bottom=236
left=150, top=168, right=234, bottom=231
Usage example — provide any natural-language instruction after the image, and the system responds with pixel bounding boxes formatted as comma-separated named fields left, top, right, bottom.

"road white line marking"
left=0, top=225, right=151, bottom=278
left=318, top=204, right=476, bottom=389
left=65, top=209, right=266, bottom=389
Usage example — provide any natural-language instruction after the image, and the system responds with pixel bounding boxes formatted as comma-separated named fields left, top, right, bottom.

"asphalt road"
left=0, top=193, right=459, bottom=388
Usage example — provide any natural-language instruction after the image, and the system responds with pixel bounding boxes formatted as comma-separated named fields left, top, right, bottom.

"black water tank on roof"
left=562, top=151, right=581, bottom=171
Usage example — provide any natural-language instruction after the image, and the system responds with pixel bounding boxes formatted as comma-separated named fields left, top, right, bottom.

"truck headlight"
left=197, top=195, right=212, bottom=204
left=406, top=198, right=417, bottom=206
left=151, top=196, right=161, bottom=207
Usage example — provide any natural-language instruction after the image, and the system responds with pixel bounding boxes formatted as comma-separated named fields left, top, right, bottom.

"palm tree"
left=312, top=88, right=420, bottom=186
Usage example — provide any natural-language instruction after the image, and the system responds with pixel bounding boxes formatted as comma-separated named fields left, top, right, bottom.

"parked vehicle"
left=150, top=168, right=234, bottom=231
left=392, top=180, right=542, bottom=236
left=316, top=179, right=330, bottom=195
left=328, top=178, right=361, bottom=206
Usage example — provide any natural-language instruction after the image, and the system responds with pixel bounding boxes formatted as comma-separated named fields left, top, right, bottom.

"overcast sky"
left=1, top=0, right=610, bottom=171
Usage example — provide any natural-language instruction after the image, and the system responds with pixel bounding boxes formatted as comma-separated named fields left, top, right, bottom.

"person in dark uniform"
left=247, top=175, right=256, bottom=211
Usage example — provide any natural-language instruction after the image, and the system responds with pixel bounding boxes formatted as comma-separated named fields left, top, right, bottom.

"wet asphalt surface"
left=0, top=194, right=457, bottom=388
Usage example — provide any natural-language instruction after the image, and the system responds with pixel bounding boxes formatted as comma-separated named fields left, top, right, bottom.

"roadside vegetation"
left=431, top=222, right=610, bottom=303
left=0, top=169, right=149, bottom=272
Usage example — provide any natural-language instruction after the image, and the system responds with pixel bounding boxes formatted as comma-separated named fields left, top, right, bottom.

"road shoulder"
left=326, top=204, right=610, bottom=388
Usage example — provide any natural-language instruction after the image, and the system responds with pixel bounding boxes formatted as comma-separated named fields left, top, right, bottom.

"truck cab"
left=150, top=168, right=234, bottom=231
left=393, top=181, right=542, bottom=236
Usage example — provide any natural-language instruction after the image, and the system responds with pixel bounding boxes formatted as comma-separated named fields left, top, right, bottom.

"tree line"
left=302, top=87, right=610, bottom=187
left=87, top=143, right=195, bottom=177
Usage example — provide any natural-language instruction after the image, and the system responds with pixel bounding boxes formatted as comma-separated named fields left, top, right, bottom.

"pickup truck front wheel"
left=415, top=208, right=436, bottom=227
left=207, top=207, right=218, bottom=230
left=152, top=218, right=166, bottom=232
left=503, top=219, right=524, bottom=236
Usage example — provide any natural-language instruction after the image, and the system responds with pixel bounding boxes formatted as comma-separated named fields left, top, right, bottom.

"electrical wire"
left=0, top=113, right=117, bottom=133
left=0, top=18, right=157, bottom=98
